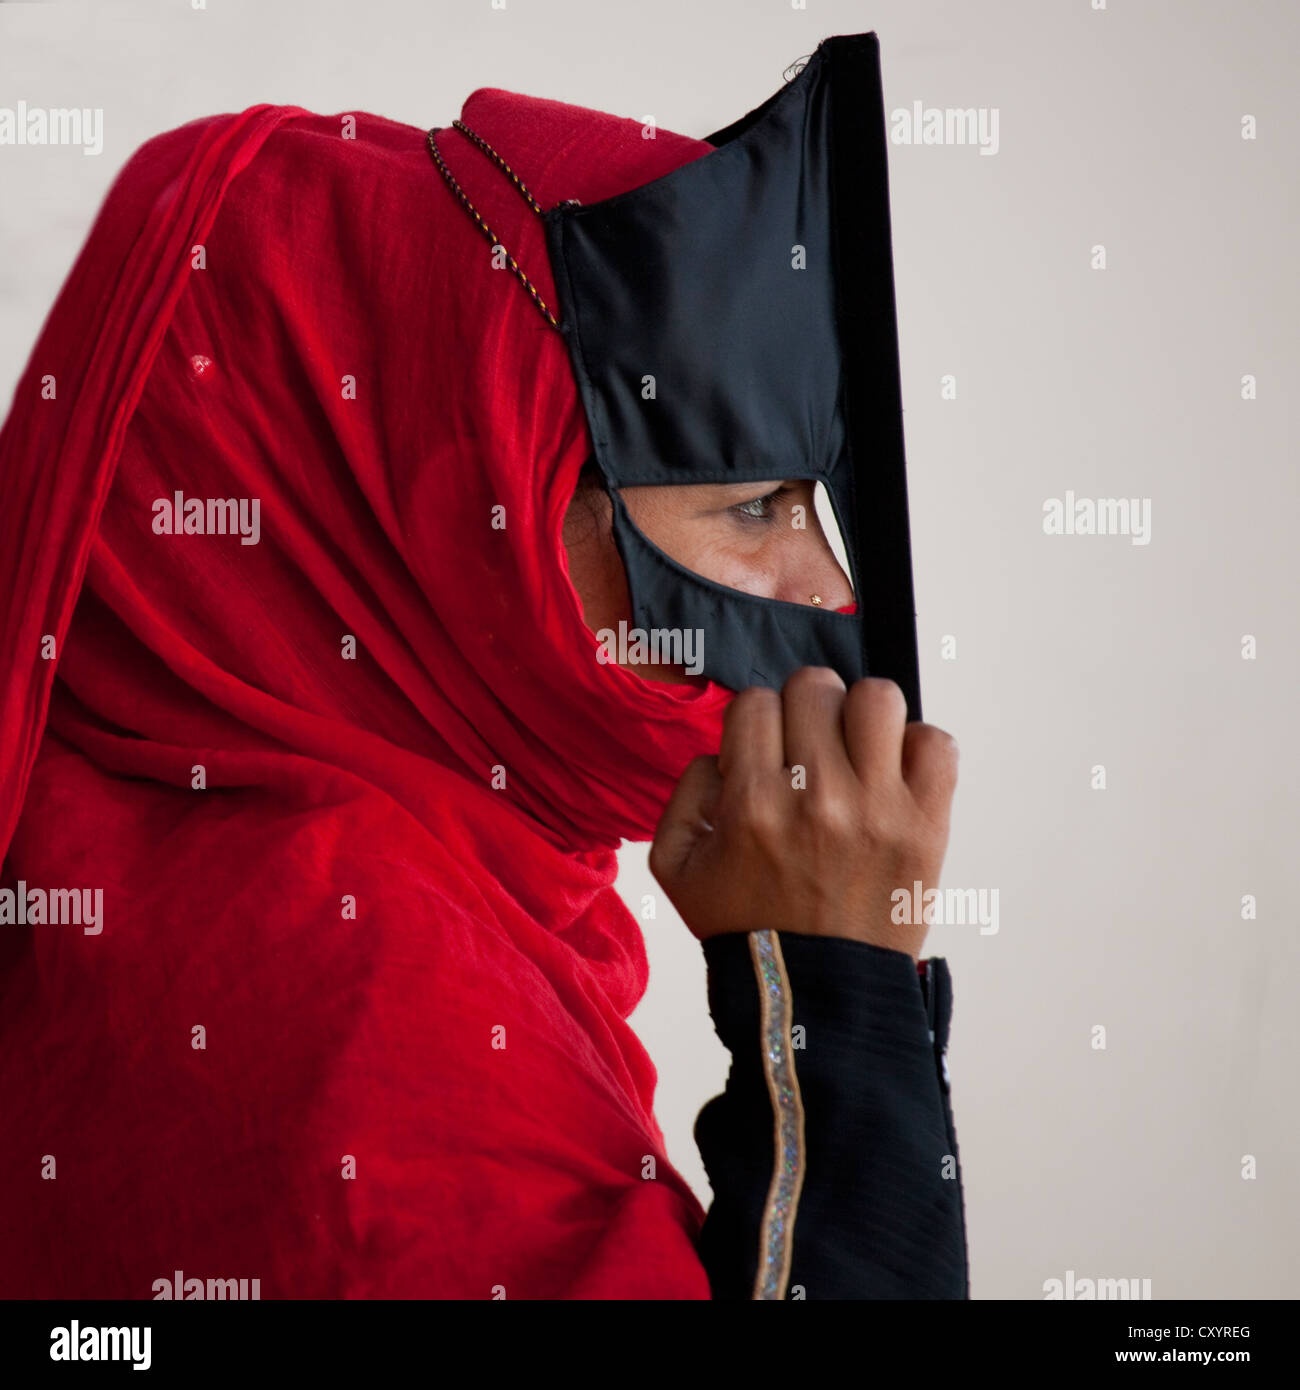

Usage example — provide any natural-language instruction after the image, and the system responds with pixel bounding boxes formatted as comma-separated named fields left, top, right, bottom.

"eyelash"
left=731, top=486, right=793, bottom=522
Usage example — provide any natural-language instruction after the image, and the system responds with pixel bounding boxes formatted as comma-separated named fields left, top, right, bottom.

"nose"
left=772, top=530, right=854, bottom=610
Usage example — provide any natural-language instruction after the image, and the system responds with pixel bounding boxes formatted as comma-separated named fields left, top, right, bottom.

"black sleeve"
left=693, top=929, right=969, bottom=1300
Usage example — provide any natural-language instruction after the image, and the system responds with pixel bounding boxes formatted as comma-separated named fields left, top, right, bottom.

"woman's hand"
left=649, top=669, right=959, bottom=961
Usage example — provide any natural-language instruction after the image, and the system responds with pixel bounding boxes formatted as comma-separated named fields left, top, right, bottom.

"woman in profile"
left=0, top=53, right=967, bottom=1299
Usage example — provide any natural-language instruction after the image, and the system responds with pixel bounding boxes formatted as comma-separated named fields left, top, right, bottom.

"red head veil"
left=0, top=95, right=734, bottom=1297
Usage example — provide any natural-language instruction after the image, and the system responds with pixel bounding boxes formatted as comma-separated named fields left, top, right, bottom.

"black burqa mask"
left=436, top=31, right=923, bottom=718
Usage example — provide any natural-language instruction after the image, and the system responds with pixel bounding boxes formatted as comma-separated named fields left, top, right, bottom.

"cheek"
left=675, top=526, right=785, bottom=599
left=622, top=493, right=792, bottom=600
left=702, top=525, right=851, bottom=603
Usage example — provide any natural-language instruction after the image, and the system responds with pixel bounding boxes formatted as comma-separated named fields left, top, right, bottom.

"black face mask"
left=540, top=31, right=923, bottom=719
left=431, top=31, right=923, bottom=718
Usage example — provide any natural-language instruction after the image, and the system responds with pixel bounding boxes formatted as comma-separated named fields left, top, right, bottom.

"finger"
left=719, top=686, right=784, bottom=781
left=842, top=677, right=909, bottom=787
left=649, top=755, right=724, bottom=883
left=780, top=666, right=850, bottom=782
left=901, top=723, right=960, bottom=814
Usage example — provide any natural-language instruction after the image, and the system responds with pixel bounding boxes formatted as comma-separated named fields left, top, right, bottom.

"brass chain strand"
left=446, top=118, right=547, bottom=216
left=426, top=121, right=578, bottom=331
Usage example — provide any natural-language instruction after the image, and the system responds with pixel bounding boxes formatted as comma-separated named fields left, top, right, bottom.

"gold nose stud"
left=810, top=594, right=823, bottom=606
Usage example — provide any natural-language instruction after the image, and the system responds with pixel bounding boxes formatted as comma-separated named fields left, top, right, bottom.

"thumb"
left=649, top=755, right=723, bottom=887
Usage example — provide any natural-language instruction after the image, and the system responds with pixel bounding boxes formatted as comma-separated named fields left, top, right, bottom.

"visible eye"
left=730, top=486, right=791, bottom=522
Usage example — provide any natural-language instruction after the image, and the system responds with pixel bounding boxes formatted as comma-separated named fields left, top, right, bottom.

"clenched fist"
left=649, top=670, right=959, bottom=961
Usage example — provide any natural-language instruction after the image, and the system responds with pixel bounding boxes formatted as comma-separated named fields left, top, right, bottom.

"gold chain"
left=425, top=119, right=578, bottom=330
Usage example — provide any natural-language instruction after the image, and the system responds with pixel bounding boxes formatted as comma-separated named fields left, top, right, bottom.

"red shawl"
left=0, top=93, right=734, bottom=1297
